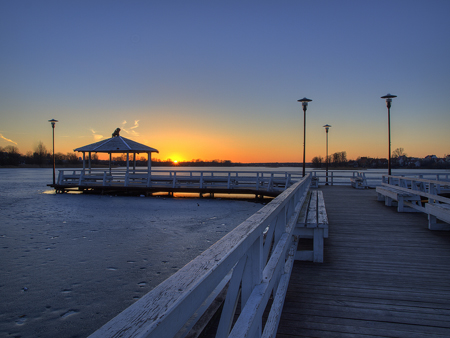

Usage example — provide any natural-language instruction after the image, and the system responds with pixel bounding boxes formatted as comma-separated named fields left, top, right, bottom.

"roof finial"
left=112, top=128, right=121, bottom=137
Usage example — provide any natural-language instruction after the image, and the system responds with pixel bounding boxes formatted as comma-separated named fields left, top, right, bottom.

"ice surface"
left=0, top=169, right=264, bottom=338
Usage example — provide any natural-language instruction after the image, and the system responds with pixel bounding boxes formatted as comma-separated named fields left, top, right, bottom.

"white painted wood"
left=88, top=173, right=311, bottom=338
left=261, top=244, right=297, bottom=338
left=379, top=175, right=450, bottom=230
left=306, top=190, right=318, bottom=226
left=426, top=203, right=450, bottom=230
left=313, top=228, right=324, bottom=263
left=216, top=257, right=246, bottom=338
left=294, top=189, right=328, bottom=263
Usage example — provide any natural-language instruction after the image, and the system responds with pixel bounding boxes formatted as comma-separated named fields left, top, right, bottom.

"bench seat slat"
left=306, top=190, right=318, bottom=226
left=317, top=191, right=328, bottom=226
left=297, top=191, right=310, bottom=225
left=426, top=203, right=450, bottom=224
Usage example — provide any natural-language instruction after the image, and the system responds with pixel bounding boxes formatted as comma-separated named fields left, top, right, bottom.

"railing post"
left=241, top=235, right=263, bottom=310
left=172, top=172, right=177, bottom=188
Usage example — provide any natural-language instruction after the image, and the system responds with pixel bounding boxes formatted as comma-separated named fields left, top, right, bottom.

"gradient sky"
left=1, top=0, right=449, bottom=163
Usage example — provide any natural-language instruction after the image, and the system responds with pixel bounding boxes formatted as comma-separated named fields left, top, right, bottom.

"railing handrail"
left=88, top=174, right=312, bottom=338
left=382, top=175, right=450, bottom=205
left=382, top=174, right=450, bottom=186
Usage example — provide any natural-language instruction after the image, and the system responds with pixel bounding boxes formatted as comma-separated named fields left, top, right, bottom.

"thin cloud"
left=90, top=129, right=104, bottom=141
left=121, top=120, right=140, bottom=136
left=0, top=133, right=18, bottom=145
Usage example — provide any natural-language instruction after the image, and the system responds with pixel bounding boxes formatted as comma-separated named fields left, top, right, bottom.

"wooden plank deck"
left=278, top=185, right=450, bottom=338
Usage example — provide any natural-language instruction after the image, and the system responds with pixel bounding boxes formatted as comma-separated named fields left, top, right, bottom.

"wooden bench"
left=376, top=186, right=422, bottom=212
left=294, top=190, right=328, bottom=263
left=350, top=177, right=366, bottom=189
left=425, top=203, right=450, bottom=230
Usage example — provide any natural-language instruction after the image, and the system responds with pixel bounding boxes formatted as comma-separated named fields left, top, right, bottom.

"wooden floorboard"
left=278, top=185, right=450, bottom=338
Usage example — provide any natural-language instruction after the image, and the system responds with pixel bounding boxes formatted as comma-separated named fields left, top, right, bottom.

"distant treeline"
left=312, top=149, right=450, bottom=169
left=2, top=143, right=448, bottom=169
left=0, top=142, right=79, bottom=166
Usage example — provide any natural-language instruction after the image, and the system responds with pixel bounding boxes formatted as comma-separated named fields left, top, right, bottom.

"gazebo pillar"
left=88, top=152, right=92, bottom=173
left=109, top=153, right=112, bottom=175
left=147, top=152, right=152, bottom=173
left=82, top=153, right=86, bottom=172
left=126, top=153, right=130, bottom=174
left=133, top=153, right=136, bottom=173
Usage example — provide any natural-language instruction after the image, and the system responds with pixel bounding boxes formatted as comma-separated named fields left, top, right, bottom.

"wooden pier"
left=277, top=185, right=450, bottom=337
left=51, top=169, right=303, bottom=197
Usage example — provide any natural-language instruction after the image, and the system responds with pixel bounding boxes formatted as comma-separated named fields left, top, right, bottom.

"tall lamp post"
left=297, top=97, right=312, bottom=177
left=323, top=124, right=331, bottom=185
left=48, top=119, right=58, bottom=185
left=381, top=94, right=397, bottom=176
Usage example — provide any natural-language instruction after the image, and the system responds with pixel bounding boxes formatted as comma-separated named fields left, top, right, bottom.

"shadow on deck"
left=278, top=185, right=450, bottom=337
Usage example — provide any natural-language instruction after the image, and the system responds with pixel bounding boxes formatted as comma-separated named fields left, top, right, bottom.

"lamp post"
left=323, top=124, right=331, bottom=185
left=48, top=119, right=58, bottom=185
left=380, top=94, right=397, bottom=176
left=297, top=97, right=312, bottom=177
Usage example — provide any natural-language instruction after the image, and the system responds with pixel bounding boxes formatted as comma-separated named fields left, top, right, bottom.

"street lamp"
left=48, top=119, right=58, bottom=185
left=297, top=97, right=312, bottom=177
left=323, top=124, right=331, bottom=185
left=380, top=93, right=397, bottom=175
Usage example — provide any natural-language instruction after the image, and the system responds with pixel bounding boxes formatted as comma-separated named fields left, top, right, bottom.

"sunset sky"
left=1, top=1, right=449, bottom=163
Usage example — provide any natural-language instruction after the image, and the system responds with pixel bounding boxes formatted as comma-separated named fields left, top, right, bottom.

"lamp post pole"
left=48, top=119, right=58, bottom=185
left=381, top=94, right=397, bottom=176
left=297, top=97, right=312, bottom=177
left=323, top=124, right=331, bottom=185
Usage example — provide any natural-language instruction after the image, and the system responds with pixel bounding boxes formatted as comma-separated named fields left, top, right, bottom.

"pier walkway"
left=277, top=185, right=450, bottom=337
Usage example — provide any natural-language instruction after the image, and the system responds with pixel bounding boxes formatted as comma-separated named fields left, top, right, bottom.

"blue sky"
left=1, top=0, right=449, bottom=162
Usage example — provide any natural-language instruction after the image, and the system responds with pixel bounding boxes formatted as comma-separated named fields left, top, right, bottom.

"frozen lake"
left=0, top=168, right=265, bottom=338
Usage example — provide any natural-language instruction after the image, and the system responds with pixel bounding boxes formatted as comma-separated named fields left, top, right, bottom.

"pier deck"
left=278, top=185, right=450, bottom=337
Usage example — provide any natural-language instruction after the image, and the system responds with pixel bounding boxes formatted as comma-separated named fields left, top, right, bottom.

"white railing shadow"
left=88, top=174, right=312, bottom=338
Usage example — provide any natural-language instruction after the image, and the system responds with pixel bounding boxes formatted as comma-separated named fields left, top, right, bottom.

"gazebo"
left=74, top=128, right=159, bottom=174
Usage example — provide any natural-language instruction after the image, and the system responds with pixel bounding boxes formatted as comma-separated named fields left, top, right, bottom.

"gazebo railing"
left=56, top=169, right=303, bottom=193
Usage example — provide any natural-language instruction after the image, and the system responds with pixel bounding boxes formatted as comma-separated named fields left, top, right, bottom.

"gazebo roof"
left=74, top=136, right=159, bottom=154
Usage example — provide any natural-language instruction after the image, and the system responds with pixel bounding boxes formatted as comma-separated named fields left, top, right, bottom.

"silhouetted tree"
left=392, top=147, right=407, bottom=158
left=312, top=156, right=323, bottom=168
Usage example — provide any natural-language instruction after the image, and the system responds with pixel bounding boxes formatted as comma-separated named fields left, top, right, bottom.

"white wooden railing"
left=56, top=169, right=303, bottom=193
left=57, top=168, right=449, bottom=191
left=88, top=174, right=312, bottom=338
left=311, top=170, right=450, bottom=187
left=380, top=175, right=450, bottom=230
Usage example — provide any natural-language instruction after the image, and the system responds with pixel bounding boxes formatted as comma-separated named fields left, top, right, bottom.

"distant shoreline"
left=1, top=164, right=448, bottom=171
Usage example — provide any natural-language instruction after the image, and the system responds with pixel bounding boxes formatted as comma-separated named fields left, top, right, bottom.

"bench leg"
left=385, top=196, right=394, bottom=207
left=428, top=214, right=450, bottom=231
left=397, top=196, right=405, bottom=212
left=377, top=193, right=385, bottom=202
left=313, top=228, right=324, bottom=263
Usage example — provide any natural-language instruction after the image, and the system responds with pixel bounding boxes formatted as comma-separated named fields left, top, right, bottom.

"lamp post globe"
left=323, top=124, right=331, bottom=185
left=48, top=119, right=58, bottom=185
left=380, top=94, right=397, bottom=176
left=297, top=97, right=312, bottom=177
